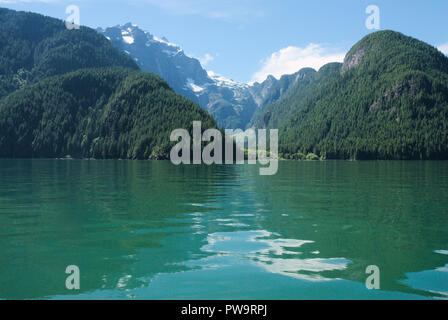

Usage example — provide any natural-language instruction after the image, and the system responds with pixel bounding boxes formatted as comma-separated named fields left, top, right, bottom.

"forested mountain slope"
left=0, top=8, right=139, bottom=99
left=0, top=68, right=217, bottom=159
left=258, top=31, right=448, bottom=160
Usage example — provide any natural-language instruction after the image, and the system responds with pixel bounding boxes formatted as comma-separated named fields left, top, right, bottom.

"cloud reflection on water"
left=200, top=230, right=351, bottom=282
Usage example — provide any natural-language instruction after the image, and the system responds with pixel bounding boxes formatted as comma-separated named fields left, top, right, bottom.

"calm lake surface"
left=0, top=160, right=447, bottom=300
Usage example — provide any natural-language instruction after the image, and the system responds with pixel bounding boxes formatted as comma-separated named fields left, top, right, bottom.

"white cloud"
left=251, top=43, right=346, bottom=83
left=199, top=53, right=214, bottom=67
left=438, top=43, right=448, bottom=55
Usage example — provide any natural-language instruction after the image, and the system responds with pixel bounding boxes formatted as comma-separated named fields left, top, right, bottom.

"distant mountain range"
left=1, top=8, right=448, bottom=160
left=98, top=23, right=301, bottom=129
left=0, top=8, right=218, bottom=160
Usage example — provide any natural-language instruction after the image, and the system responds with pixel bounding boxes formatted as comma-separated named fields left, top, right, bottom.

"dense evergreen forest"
left=0, top=8, right=138, bottom=99
left=258, top=31, right=448, bottom=160
left=0, top=68, right=217, bottom=159
left=0, top=8, right=220, bottom=160
left=1, top=7, right=447, bottom=161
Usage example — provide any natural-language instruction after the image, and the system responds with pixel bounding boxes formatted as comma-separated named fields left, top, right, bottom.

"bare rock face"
left=341, top=48, right=365, bottom=74
left=369, top=78, right=419, bottom=113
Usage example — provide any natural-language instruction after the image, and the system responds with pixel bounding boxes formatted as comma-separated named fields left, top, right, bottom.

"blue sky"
left=1, top=0, right=447, bottom=83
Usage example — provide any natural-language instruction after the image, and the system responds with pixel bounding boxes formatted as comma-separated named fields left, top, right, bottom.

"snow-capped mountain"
left=98, top=23, right=297, bottom=129
left=98, top=23, right=212, bottom=104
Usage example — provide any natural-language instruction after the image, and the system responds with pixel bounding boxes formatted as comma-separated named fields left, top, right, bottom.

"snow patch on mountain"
left=122, top=36, right=134, bottom=44
left=153, top=35, right=178, bottom=48
left=207, top=70, right=249, bottom=90
left=185, top=78, right=205, bottom=93
left=120, top=29, right=135, bottom=44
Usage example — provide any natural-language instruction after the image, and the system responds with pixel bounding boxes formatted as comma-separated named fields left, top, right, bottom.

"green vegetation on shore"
left=259, top=31, right=448, bottom=160
left=0, top=68, right=217, bottom=159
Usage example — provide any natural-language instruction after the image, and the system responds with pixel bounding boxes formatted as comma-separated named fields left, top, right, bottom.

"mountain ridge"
left=0, top=8, right=139, bottom=100
left=0, top=9, right=220, bottom=160
left=98, top=23, right=300, bottom=129
left=266, top=30, right=448, bottom=160
left=0, top=67, right=218, bottom=159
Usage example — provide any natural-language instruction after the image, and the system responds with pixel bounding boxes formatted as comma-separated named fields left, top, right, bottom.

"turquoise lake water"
left=0, top=160, right=447, bottom=299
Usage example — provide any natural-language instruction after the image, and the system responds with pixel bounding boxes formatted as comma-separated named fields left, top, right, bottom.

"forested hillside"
left=0, top=68, right=217, bottom=159
left=2, top=8, right=447, bottom=161
left=0, top=8, right=138, bottom=99
left=250, top=68, right=318, bottom=129
left=258, top=31, right=448, bottom=160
